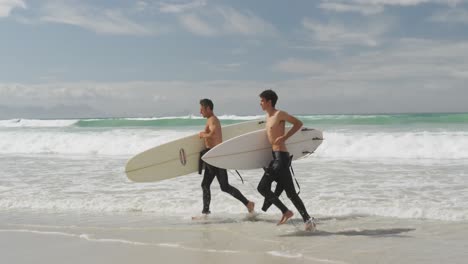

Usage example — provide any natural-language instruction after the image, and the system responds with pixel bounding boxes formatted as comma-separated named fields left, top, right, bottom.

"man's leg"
left=278, top=167, right=311, bottom=223
left=216, top=168, right=255, bottom=212
left=201, top=166, right=216, bottom=214
left=261, top=183, right=284, bottom=212
left=257, top=170, right=293, bottom=224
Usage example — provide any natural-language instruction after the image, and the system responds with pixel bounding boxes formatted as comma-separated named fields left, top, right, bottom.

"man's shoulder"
left=276, top=110, right=290, bottom=118
left=208, top=115, right=220, bottom=124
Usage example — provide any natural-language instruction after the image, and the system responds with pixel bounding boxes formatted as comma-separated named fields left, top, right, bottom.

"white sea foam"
left=0, top=229, right=79, bottom=237
left=317, top=130, right=468, bottom=160
left=0, top=119, right=78, bottom=128
left=218, top=115, right=264, bottom=120
left=1, top=128, right=468, bottom=159
left=144, top=114, right=263, bottom=120
left=0, top=229, right=161, bottom=247
left=0, top=116, right=263, bottom=128
left=130, top=115, right=261, bottom=120
left=1, top=119, right=468, bottom=222
left=79, top=234, right=149, bottom=246
left=269, top=250, right=350, bottom=264
left=267, top=251, right=303, bottom=258
left=0, top=129, right=195, bottom=156
left=1, top=162, right=467, bottom=222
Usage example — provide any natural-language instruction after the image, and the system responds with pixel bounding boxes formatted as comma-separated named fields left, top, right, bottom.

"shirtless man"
left=256, top=90, right=316, bottom=231
left=198, top=99, right=255, bottom=216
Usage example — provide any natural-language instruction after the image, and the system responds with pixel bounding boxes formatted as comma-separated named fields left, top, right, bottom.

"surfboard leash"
left=234, top=170, right=244, bottom=184
left=226, top=169, right=245, bottom=184
left=289, top=155, right=301, bottom=195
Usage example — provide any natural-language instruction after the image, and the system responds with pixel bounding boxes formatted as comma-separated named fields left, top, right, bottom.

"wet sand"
left=1, top=211, right=467, bottom=264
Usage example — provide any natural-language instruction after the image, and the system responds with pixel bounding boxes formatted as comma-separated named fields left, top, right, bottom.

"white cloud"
left=275, top=39, right=468, bottom=82
left=302, top=18, right=390, bottom=47
left=0, top=81, right=265, bottom=116
left=217, top=7, right=277, bottom=36
left=3, top=37, right=468, bottom=117
left=319, top=0, right=466, bottom=15
left=319, top=2, right=384, bottom=15
left=355, top=0, right=463, bottom=5
left=159, top=0, right=207, bottom=13
left=178, top=13, right=217, bottom=36
left=431, top=8, right=468, bottom=23
left=40, top=2, right=154, bottom=36
left=175, top=5, right=276, bottom=36
left=0, top=0, right=26, bottom=17
left=2, top=67, right=467, bottom=116
left=267, top=40, right=468, bottom=113
left=274, top=58, right=328, bottom=75
left=198, top=61, right=243, bottom=72
left=153, top=95, right=167, bottom=102
left=135, top=1, right=149, bottom=12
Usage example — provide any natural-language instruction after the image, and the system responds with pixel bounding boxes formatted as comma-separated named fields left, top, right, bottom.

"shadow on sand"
left=280, top=228, right=416, bottom=238
left=189, top=214, right=371, bottom=225
left=189, top=214, right=415, bottom=238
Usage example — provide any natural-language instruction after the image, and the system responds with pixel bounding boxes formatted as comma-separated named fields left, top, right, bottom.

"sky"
left=1, top=0, right=468, bottom=118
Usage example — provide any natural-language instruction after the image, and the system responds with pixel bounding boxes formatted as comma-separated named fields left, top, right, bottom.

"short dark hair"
left=199, top=98, right=214, bottom=110
left=259, top=89, right=278, bottom=107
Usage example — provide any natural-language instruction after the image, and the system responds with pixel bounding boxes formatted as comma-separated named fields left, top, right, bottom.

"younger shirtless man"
left=256, top=90, right=316, bottom=231
left=198, top=99, right=255, bottom=216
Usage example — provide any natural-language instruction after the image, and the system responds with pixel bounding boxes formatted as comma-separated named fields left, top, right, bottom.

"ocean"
left=1, top=113, right=468, bottom=219
left=1, top=113, right=468, bottom=263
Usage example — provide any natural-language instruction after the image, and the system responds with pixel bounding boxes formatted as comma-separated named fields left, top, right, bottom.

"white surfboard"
left=202, top=128, right=323, bottom=170
left=125, top=120, right=266, bottom=182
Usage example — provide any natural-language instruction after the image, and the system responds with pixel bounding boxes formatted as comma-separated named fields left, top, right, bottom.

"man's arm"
left=199, top=119, right=219, bottom=139
left=274, top=111, right=303, bottom=144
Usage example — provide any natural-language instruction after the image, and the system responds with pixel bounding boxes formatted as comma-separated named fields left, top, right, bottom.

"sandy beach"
left=2, top=210, right=467, bottom=264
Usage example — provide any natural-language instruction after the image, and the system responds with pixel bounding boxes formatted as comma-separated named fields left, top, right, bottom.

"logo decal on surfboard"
left=179, top=148, right=187, bottom=165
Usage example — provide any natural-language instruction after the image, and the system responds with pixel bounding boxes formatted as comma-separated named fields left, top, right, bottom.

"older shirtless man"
left=256, top=90, right=316, bottom=231
left=198, top=99, right=255, bottom=216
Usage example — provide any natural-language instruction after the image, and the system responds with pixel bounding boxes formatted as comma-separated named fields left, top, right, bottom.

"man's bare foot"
left=305, top=218, right=316, bottom=232
left=246, top=201, right=255, bottom=213
left=192, top=215, right=208, bottom=220
left=277, top=210, right=294, bottom=225
left=192, top=212, right=210, bottom=220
